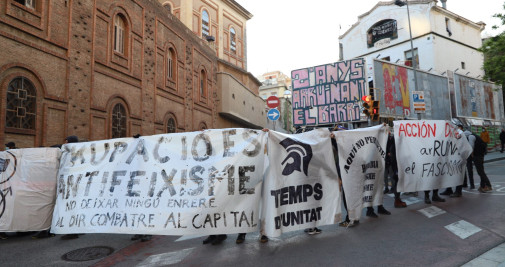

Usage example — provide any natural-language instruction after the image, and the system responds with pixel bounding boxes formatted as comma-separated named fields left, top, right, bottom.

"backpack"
left=472, top=134, right=487, bottom=156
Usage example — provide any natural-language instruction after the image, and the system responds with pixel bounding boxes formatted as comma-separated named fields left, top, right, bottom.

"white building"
left=339, top=0, right=485, bottom=81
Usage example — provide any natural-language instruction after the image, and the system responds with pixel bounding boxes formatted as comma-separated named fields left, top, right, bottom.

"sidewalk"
left=462, top=242, right=505, bottom=267
left=484, top=151, right=505, bottom=163
left=463, top=152, right=505, bottom=267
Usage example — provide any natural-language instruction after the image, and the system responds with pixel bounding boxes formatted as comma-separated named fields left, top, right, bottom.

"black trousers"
left=464, top=156, right=474, bottom=187
left=474, top=155, right=491, bottom=188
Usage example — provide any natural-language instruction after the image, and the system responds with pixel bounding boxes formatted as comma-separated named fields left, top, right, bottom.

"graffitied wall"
left=452, top=73, right=504, bottom=121
left=291, top=59, right=367, bottom=127
left=374, top=60, right=451, bottom=120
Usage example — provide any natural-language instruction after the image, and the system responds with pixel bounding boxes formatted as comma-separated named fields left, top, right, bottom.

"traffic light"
left=362, top=95, right=372, bottom=117
left=371, top=101, right=380, bottom=121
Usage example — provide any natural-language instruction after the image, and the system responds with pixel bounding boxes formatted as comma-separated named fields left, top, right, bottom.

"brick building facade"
left=0, top=0, right=219, bottom=148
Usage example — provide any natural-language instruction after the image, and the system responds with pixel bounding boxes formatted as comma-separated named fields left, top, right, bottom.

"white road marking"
left=445, top=220, right=482, bottom=239
left=175, top=234, right=206, bottom=242
left=137, top=248, right=194, bottom=267
left=403, top=196, right=423, bottom=206
left=418, top=206, right=446, bottom=218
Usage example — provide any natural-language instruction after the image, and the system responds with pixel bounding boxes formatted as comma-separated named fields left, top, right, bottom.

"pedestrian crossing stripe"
left=418, top=206, right=446, bottom=218
left=445, top=220, right=482, bottom=239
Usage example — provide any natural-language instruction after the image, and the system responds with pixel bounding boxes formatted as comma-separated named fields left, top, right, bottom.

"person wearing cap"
left=5, top=142, right=16, bottom=150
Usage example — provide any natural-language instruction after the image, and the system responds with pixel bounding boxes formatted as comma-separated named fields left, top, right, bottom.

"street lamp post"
left=395, top=0, right=422, bottom=120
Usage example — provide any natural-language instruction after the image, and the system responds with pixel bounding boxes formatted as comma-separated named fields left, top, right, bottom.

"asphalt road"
left=1, top=157, right=504, bottom=267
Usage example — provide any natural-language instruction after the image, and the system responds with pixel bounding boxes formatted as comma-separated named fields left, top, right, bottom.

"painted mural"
left=452, top=73, right=504, bottom=121
left=374, top=60, right=452, bottom=120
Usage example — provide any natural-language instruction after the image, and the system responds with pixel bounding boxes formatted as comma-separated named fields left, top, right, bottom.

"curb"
left=484, top=157, right=505, bottom=163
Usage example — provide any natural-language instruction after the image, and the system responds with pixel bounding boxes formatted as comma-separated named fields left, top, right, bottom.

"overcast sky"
left=235, top=0, right=505, bottom=77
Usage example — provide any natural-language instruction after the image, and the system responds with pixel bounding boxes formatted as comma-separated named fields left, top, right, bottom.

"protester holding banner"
left=500, top=129, right=505, bottom=153
left=424, top=190, right=445, bottom=204
left=5, top=142, right=16, bottom=150
left=385, top=133, right=406, bottom=208
left=329, top=132, right=358, bottom=228
left=467, top=130, right=493, bottom=193
left=60, top=135, right=82, bottom=241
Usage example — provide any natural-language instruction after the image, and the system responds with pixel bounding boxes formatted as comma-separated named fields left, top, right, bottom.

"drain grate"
left=62, top=246, right=114, bottom=262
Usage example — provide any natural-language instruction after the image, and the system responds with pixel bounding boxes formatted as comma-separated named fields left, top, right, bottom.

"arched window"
left=167, top=117, right=176, bottom=133
left=199, top=122, right=207, bottom=130
left=114, top=14, right=126, bottom=54
left=111, top=103, right=127, bottom=138
left=201, top=10, right=210, bottom=39
left=230, top=27, right=236, bottom=54
left=200, top=69, right=207, bottom=99
left=163, top=2, right=172, bottom=14
left=167, top=48, right=175, bottom=80
left=6, top=77, right=36, bottom=130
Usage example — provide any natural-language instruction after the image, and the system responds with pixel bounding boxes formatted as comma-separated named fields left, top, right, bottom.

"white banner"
left=0, top=148, right=61, bottom=231
left=336, top=125, right=387, bottom=221
left=262, top=129, right=341, bottom=237
left=51, top=129, right=266, bottom=235
left=394, top=120, right=472, bottom=192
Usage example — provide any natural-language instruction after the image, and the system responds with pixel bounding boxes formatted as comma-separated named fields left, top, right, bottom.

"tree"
left=479, top=3, right=505, bottom=89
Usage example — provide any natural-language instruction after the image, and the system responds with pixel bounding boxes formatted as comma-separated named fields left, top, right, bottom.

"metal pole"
left=405, top=1, right=422, bottom=120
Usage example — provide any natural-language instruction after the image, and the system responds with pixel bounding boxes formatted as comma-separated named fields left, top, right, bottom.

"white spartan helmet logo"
left=279, top=138, right=313, bottom=176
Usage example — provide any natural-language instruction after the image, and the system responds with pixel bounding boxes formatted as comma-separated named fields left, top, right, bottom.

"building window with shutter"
left=202, top=10, right=210, bottom=39
left=114, top=15, right=126, bottom=54
left=167, top=48, right=175, bottom=80
left=230, top=27, right=236, bottom=54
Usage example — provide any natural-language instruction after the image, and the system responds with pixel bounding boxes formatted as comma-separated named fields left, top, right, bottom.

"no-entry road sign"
left=266, top=96, right=280, bottom=109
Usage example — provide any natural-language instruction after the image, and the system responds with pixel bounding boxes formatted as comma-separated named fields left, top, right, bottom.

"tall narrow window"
left=6, top=77, right=36, bottom=130
left=114, top=15, right=125, bottom=54
left=230, top=27, right=236, bottom=54
left=163, top=3, right=172, bottom=14
left=167, top=48, right=174, bottom=79
left=111, top=103, right=127, bottom=138
left=461, top=62, right=466, bottom=70
left=200, top=69, right=207, bottom=98
left=201, top=10, right=210, bottom=39
left=167, top=117, right=176, bottom=133
left=445, top=18, right=452, bottom=36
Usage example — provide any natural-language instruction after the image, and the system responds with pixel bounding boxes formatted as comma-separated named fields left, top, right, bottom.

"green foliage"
left=479, top=3, right=505, bottom=89
left=480, top=34, right=505, bottom=86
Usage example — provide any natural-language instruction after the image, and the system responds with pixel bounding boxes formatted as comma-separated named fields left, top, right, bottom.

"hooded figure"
left=65, top=135, right=79, bottom=143
left=5, top=142, right=16, bottom=150
left=480, top=128, right=490, bottom=144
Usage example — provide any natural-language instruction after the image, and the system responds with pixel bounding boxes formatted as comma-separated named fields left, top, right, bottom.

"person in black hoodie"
left=385, top=133, right=407, bottom=208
